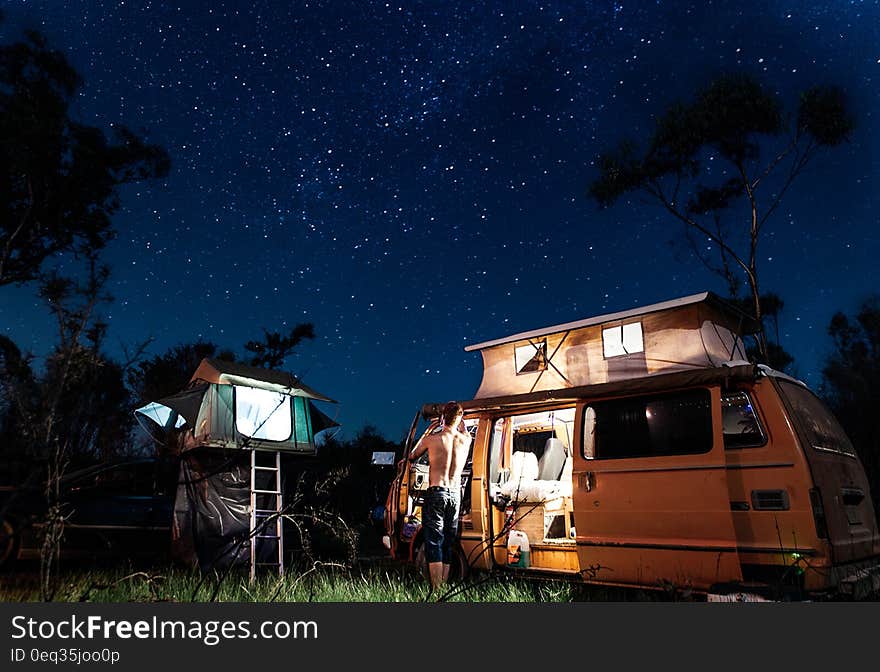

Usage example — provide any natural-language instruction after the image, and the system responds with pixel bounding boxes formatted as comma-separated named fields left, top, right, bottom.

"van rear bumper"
left=832, top=559, right=880, bottom=600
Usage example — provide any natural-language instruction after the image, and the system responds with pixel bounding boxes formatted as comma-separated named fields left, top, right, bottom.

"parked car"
left=0, top=457, right=176, bottom=568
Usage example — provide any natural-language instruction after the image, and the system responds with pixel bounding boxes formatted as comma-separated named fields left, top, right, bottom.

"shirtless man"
left=409, top=401, right=472, bottom=589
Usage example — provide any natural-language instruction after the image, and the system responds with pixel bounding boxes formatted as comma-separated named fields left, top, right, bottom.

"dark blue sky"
left=1, top=1, right=878, bottom=441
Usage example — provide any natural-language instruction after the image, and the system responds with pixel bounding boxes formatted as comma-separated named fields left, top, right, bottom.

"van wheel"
left=0, top=518, right=19, bottom=571
left=413, top=539, right=469, bottom=582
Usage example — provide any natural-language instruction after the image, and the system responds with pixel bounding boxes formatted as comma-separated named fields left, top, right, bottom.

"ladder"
left=249, top=449, right=285, bottom=582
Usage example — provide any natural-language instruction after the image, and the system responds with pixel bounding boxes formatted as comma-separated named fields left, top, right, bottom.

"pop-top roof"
left=464, top=291, right=757, bottom=352
left=461, top=291, right=758, bottom=399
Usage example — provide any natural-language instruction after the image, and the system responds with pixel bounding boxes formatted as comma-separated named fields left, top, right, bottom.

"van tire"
left=413, top=538, right=469, bottom=583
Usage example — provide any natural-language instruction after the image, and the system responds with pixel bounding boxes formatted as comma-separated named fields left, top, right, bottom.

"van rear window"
left=588, top=389, right=713, bottom=459
left=776, top=380, right=856, bottom=457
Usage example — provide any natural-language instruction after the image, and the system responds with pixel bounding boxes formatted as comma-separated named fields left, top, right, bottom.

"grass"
left=0, top=562, right=643, bottom=602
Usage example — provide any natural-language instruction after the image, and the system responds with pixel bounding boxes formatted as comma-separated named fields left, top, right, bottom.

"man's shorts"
left=421, top=486, right=460, bottom=564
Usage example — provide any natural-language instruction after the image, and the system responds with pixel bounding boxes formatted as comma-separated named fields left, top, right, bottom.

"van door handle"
left=579, top=472, right=594, bottom=492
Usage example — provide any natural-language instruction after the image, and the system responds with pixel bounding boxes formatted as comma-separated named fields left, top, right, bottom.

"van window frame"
left=582, top=387, right=714, bottom=460
left=721, top=390, right=768, bottom=450
left=485, top=405, right=576, bottom=486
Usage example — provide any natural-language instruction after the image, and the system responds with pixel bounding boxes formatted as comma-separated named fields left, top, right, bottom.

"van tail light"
left=809, top=488, right=829, bottom=539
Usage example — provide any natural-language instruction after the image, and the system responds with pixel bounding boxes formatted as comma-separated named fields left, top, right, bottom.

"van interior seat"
left=538, top=437, right=568, bottom=480
left=500, top=450, right=572, bottom=502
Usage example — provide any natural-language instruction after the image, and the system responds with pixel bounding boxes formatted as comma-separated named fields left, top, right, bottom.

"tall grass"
left=0, top=564, right=632, bottom=602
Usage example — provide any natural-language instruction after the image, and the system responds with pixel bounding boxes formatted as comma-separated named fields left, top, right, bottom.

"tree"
left=729, top=292, right=795, bottom=372
left=589, top=73, right=854, bottom=360
left=821, top=296, right=880, bottom=514
left=0, top=260, right=125, bottom=462
left=0, top=256, right=133, bottom=597
left=0, top=334, right=38, bottom=481
left=0, top=25, right=170, bottom=597
left=0, top=28, right=170, bottom=286
left=244, top=324, right=315, bottom=369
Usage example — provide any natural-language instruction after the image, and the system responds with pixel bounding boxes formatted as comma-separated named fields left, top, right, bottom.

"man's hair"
left=441, top=401, right=463, bottom=427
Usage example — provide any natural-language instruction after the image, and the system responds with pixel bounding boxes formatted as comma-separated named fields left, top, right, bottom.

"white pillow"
left=509, top=451, right=539, bottom=481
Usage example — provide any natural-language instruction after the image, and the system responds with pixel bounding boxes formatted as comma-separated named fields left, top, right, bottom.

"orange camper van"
left=383, top=293, right=880, bottom=599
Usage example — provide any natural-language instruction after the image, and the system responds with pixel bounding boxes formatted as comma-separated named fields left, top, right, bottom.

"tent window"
left=515, top=340, right=547, bottom=374
left=234, top=386, right=292, bottom=441
left=602, top=322, right=644, bottom=358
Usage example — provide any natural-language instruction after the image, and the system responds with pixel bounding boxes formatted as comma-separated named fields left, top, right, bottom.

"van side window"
left=721, top=391, right=767, bottom=449
left=586, top=389, right=713, bottom=459
left=777, top=380, right=857, bottom=457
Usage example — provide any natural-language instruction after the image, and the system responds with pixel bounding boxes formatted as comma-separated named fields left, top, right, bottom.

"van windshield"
left=777, top=380, right=856, bottom=457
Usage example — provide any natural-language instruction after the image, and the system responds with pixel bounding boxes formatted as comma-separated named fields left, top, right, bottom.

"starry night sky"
left=1, top=1, right=878, bottom=441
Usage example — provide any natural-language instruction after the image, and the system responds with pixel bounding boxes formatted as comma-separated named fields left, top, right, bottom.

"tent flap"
left=157, top=384, right=210, bottom=428
left=309, top=401, right=339, bottom=434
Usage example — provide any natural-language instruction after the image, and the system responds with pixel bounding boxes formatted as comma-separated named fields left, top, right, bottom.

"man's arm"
left=457, top=420, right=473, bottom=449
left=410, top=437, right=428, bottom=460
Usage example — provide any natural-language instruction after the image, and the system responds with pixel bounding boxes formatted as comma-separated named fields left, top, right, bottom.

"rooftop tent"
left=132, top=358, right=339, bottom=573
left=135, top=358, right=338, bottom=455
left=464, top=292, right=758, bottom=399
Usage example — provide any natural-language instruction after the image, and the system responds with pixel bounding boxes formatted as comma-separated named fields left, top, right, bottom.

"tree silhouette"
left=0, top=256, right=136, bottom=596
left=589, top=73, right=854, bottom=360
left=0, top=26, right=171, bottom=595
left=0, top=29, right=170, bottom=286
left=821, top=296, right=880, bottom=515
left=244, top=324, right=315, bottom=369
left=728, top=292, right=795, bottom=372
